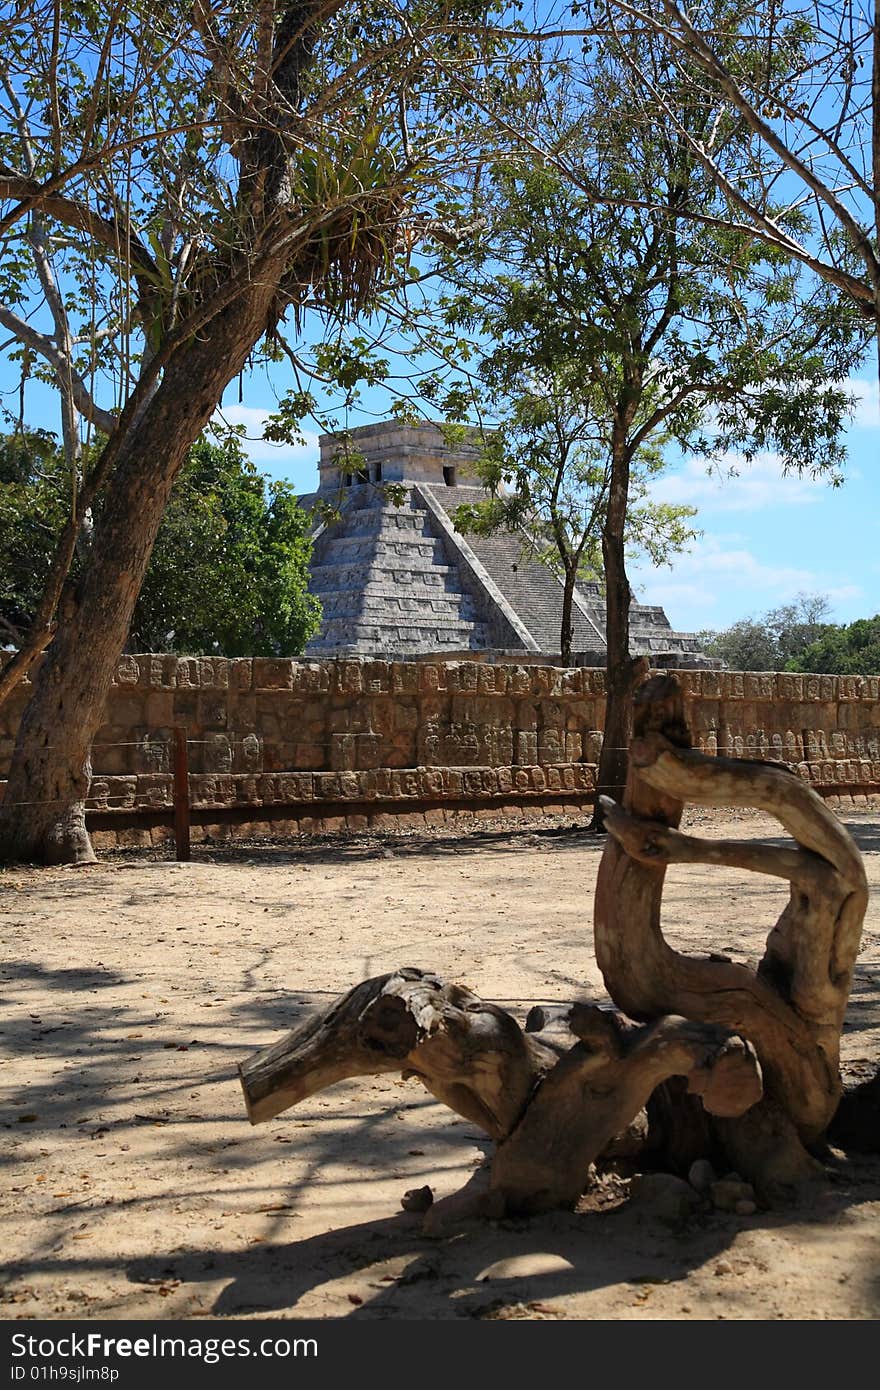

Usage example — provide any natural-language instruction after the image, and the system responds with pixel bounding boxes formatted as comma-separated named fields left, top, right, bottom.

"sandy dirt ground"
left=1, top=807, right=879, bottom=1322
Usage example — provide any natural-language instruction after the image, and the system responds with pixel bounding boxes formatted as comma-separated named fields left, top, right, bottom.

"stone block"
left=115, top=827, right=151, bottom=848
left=419, top=663, right=445, bottom=693
left=233, top=732, right=262, bottom=771
left=532, top=666, right=562, bottom=695
left=675, top=671, right=703, bottom=698
left=134, top=773, right=173, bottom=808
left=92, top=739, right=132, bottom=776
left=441, top=726, right=480, bottom=765
left=335, top=660, right=363, bottom=694
left=479, top=725, right=514, bottom=766
left=229, top=659, right=253, bottom=690
left=195, top=819, right=227, bottom=839
left=394, top=700, right=419, bottom=732
left=509, top=666, right=532, bottom=696
left=197, top=658, right=229, bottom=688
left=692, top=702, right=720, bottom=732
left=292, top=662, right=331, bottom=694
left=145, top=690, right=176, bottom=727
left=198, top=691, right=228, bottom=729
left=293, top=741, right=327, bottom=770
left=390, top=770, right=422, bottom=798
left=253, top=658, right=294, bottom=690
left=419, top=768, right=445, bottom=797
left=700, top=670, right=723, bottom=699
left=743, top=673, right=775, bottom=700
left=330, top=733, right=356, bottom=771
left=838, top=676, right=861, bottom=701
left=136, top=654, right=177, bottom=688
left=386, top=734, right=416, bottom=767
left=135, top=734, right=171, bottom=774
left=776, top=673, right=804, bottom=701
left=336, top=771, right=362, bottom=799
left=328, top=705, right=352, bottom=734
left=362, top=660, right=391, bottom=693
left=721, top=672, right=744, bottom=699
left=190, top=774, right=235, bottom=805
left=537, top=728, right=565, bottom=763
left=235, top=775, right=262, bottom=804
left=573, top=764, right=596, bottom=791
left=173, top=690, right=199, bottom=722
left=355, top=733, right=382, bottom=770
left=447, top=662, right=478, bottom=693
left=517, top=730, right=538, bottom=765
left=582, top=669, right=606, bottom=695
left=516, top=699, right=538, bottom=730
left=110, top=691, right=146, bottom=727
left=113, top=654, right=140, bottom=686
left=198, top=734, right=233, bottom=774
left=477, top=664, right=508, bottom=695
left=392, top=663, right=420, bottom=694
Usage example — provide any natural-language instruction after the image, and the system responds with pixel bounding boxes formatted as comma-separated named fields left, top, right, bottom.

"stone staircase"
left=305, top=490, right=491, bottom=654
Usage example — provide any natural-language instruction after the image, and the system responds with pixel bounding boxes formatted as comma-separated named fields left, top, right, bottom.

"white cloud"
left=211, top=404, right=320, bottom=473
left=845, top=376, right=880, bottom=430
left=631, top=536, right=863, bottom=629
left=650, top=452, right=829, bottom=513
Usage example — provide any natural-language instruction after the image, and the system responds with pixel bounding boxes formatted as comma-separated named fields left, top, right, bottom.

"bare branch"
left=0, top=304, right=116, bottom=436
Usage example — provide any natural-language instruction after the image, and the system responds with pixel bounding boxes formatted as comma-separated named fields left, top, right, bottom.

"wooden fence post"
left=173, top=726, right=191, bottom=862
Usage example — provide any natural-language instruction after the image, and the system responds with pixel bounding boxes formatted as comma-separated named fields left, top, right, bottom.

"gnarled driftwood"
left=594, top=674, right=868, bottom=1192
left=239, top=968, right=762, bottom=1216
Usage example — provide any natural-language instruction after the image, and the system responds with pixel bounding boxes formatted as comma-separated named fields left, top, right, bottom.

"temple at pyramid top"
left=315, top=420, right=484, bottom=492
left=301, top=421, right=713, bottom=664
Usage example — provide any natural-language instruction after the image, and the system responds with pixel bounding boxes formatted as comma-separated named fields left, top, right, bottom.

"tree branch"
left=0, top=304, right=116, bottom=436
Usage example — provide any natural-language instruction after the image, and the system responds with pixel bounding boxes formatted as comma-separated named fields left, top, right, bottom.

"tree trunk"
left=0, top=261, right=286, bottom=864
left=590, top=429, right=640, bottom=832
left=560, top=563, right=577, bottom=665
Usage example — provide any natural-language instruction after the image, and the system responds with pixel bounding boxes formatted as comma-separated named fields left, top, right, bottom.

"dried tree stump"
left=594, top=674, right=868, bottom=1192
left=239, top=969, right=761, bottom=1217
left=239, top=968, right=559, bottom=1138
left=489, top=1008, right=761, bottom=1214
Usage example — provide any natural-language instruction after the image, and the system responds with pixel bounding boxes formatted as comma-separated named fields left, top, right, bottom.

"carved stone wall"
left=1, top=656, right=878, bottom=846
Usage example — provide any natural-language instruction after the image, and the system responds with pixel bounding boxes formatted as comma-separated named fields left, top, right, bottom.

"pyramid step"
left=325, top=503, right=428, bottom=537
left=315, top=539, right=448, bottom=566
left=307, top=618, right=491, bottom=653
left=309, top=560, right=462, bottom=588
left=317, top=592, right=478, bottom=618
left=315, top=524, right=438, bottom=554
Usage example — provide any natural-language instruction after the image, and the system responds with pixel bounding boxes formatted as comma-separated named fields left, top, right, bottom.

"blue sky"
left=212, top=370, right=879, bottom=638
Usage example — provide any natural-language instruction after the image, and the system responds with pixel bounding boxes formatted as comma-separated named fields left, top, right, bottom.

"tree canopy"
left=1, top=432, right=321, bottom=656
left=132, top=437, right=320, bottom=657
left=698, top=593, right=834, bottom=671
left=787, top=615, right=880, bottom=675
